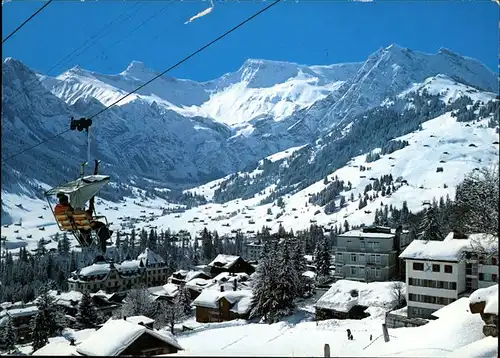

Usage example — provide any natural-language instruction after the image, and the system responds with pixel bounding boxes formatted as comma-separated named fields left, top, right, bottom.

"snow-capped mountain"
left=41, top=58, right=362, bottom=126
left=2, top=44, right=497, bottom=218
left=305, top=45, right=498, bottom=128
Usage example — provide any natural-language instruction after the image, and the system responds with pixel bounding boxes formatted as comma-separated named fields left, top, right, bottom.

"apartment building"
left=463, top=233, right=499, bottom=291
left=245, top=242, right=264, bottom=262
left=68, top=248, right=167, bottom=293
left=335, top=226, right=411, bottom=282
left=400, top=233, right=498, bottom=319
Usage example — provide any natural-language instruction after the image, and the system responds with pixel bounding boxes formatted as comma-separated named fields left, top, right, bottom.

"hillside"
left=2, top=44, right=497, bottom=203
left=2, top=96, right=498, bottom=253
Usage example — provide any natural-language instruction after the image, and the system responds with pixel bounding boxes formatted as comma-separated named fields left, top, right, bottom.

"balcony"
left=336, top=246, right=394, bottom=254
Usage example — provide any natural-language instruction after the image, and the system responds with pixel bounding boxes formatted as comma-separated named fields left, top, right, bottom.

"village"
left=0, top=224, right=497, bottom=356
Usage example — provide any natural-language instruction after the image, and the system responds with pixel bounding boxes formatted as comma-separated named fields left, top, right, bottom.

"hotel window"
left=479, top=273, right=484, bottom=281
left=444, top=265, right=453, bottom=274
left=493, top=274, right=498, bottom=282
left=492, top=257, right=498, bottom=265
left=375, top=268, right=381, bottom=278
left=351, top=267, right=357, bottom=275
left=432, top=264, right=440, bottom=272
left=413, top=262, right=424, bottom=271
left=375, top=255, right=381, bottom=264
left=351, top=254, right=357, bottom=262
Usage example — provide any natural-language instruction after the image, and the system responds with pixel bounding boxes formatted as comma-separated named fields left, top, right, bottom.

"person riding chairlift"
left=55, top=193, right=112, bottom=252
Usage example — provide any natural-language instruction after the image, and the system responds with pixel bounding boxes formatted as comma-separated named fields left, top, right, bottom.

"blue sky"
left=2, top=0, right=498, bottom=82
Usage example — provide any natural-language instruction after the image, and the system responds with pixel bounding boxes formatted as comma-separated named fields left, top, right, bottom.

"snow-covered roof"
left=125, top=315, right=155, bottom=326
left=32, top=328, right=97, bottom=356
left=212, top=271, right=249, bottom=283
left=185, top=278, right=216, bottom=292
left=79, top=262, right=111, bottom=277
left=448, top=336, right=499, bottom=358
left=163, top=283, right=180, bottom=296
left=45, top=290, right=82, bottom=307
left=470, top=284, right=498, bottom=315
left=137, top=248, right=165, bottom=266
left=399, top=238, right=470, bottom=262
left=337, top=229, right=395, bottom=239
left=76, top=319, right=182, bottom=356
left=0, top=305, right=38, bottom=318
left=118, top=260, right=140, bottom=271
left=431, top=297, right=470, bottom=319
left=364, top=296, right=487, bottom=357
left=172, top=269, right=189, bottom=277
left=0, top=302, right=13, bottom=310
left=302, top=270, right=316, bottom=279
left=208, top=254, right=241, bottom=269
left=186, top=270, right=208, bottom=281
left=90, top=290, right=113, bottom=299
left=33, top=341, right=77, bottom=356
left=315, top=280, right=404, bottom=312
left=389, top=306, right=408, bottom=317
left=192, top=289, right=253, bottom=311
left=148, top=283, right=180, bottom=298
left=229, top=295, right=252, bottom=315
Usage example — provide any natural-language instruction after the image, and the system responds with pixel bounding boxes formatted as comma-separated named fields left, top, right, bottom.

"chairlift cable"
left=2, top=0, right=54, bottom=44
left=7, top=1, right=145, bottom=104
left=2, top=0, right=282, bottom=164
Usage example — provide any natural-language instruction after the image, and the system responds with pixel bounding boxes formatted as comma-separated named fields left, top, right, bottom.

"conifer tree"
left=418, top=206, right=444, bottom=241
left=250, top=240, right=278, bottom=323
left=315, top=235, right=331, bottom=282
left=201, top=228, right=213, bottom=261
left=76, top=291, right=99, bottom=329
left=2, top=316, right=17, bottom=352
left=290, top=238, right=307, bottom=296
left=273, top=240, right=298, bottom=320
left=31, top=311, right=49, bottom=352
left=177, top=285, right=192, bottom=315
left=34, top=285, right=65, bottom=337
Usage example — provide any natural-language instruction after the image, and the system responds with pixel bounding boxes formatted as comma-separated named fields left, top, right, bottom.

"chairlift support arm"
left=70, top=117, right=93, bottom=177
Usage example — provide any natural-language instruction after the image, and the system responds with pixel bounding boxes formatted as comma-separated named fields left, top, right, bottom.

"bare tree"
left=121, top=287, right=156, bottom=318
left=390, top=281, right=406, bottom=309
left=155, top=298, right=188, bottom=334
left=455, top=165, right=499, bottom=256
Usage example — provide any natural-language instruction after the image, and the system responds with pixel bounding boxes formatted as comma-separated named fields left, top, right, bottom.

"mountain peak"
left=123, top=60, right=155, bottom=76
left=438, top=47, right=459, bottom=57
left=384, top=43, right=405, bottom=51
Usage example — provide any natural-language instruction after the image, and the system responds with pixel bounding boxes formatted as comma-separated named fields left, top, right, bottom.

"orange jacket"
left=54, top=203, right=73, bottom=216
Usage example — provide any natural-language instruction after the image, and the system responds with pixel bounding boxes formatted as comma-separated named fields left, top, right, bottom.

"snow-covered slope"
left=3, top=102, right=498, bottom=254
left=396, top=74, right=496, bottom=105
left=168, top=293, right=491, bottom=357
left=317, top=45, right=498, bottom=126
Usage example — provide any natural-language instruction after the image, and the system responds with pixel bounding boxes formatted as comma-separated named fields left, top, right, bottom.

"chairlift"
left=44, top=117, right=111, bottom=252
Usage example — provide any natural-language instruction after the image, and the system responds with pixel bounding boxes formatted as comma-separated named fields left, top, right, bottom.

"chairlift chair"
left=44, top=117, right=112, bottom=252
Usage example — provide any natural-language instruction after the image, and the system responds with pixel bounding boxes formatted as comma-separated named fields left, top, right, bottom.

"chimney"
left=69, top=338, right=75, bottom=346
left=220, top=285, right=225, bottom=292
left=233, top=280, right=237, bottom=291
